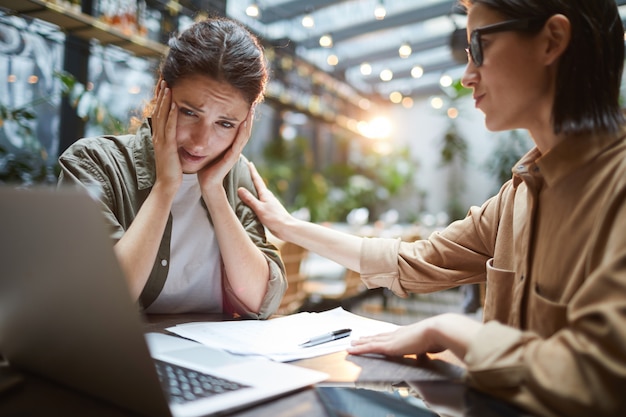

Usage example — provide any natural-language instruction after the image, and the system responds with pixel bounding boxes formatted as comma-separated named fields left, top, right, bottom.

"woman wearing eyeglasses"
left=239, top=0, right=626, bottom=415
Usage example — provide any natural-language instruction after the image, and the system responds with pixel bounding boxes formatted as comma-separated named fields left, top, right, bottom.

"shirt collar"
left=536, top=126, right=626, bottom=188
left=512, top=126, right=626, bottom=188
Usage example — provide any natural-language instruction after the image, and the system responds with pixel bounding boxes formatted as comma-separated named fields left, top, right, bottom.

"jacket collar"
left=132, top=118, right=157, bottom=191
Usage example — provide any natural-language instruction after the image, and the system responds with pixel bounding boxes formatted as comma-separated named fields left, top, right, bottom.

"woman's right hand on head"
left=237, top=161, right=295, bottom=240
left=152, top=80, right=182, bottom=195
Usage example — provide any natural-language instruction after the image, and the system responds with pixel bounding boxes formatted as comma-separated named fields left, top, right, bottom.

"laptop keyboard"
left=154, top=359, right=250, bottom=404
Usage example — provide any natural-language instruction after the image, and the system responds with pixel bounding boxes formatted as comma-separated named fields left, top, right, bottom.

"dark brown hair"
left=459, top=0, right=625, bottom=134
left=142, top=16, right=268, bottom=118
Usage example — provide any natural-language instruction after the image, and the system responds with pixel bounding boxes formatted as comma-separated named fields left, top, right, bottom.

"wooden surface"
left=0, top=313, right=537, bottom=417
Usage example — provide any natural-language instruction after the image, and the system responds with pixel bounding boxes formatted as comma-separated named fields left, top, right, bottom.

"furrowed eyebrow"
left=179, top=100, right=205, bottom=114
left=179, top=100, right=241, bottom=122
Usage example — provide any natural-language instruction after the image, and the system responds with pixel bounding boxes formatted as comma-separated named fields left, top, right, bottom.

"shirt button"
left=161, top=259, right=168, bottom=267
left=520, top=275, right=524, bottom=281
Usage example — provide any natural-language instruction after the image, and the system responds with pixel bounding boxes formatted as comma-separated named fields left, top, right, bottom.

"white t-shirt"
left=145, top=174, right=223, bottom=313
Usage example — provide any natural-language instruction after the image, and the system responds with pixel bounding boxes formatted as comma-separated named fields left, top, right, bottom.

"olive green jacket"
left=58, top=119, right=286, bottom=319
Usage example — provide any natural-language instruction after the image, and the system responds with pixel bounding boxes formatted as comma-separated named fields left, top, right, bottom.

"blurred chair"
left=301, top=267, right=376, bottom=312
left=275, top=241, right=309, bottom=315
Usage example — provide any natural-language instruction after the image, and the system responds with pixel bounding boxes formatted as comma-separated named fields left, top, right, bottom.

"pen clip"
left=299, top=328, right=352, bottom=348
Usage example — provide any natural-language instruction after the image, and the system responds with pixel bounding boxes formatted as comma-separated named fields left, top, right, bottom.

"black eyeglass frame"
left=466, top=18, right=548, bottom=67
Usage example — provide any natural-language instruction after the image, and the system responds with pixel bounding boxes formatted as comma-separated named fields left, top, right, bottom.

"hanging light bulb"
left=440, top=74, right=453, bottom=87
left=374, top=0, right=386, bottom=20
left=246, top=2, right=260, bottom=18
left=319, top=33, right=333, bottom=48
left=360, top=62, right=372, bottom=75
left=302, top=13, right=314, bottom=28
left=398, top=42, right=412, bottom=58
left=380, top=69, right=393, bottom=81
left=431, top=96, right=444, bottom=109
left=389, top=91, right=403, bottom=104
left=302, top=7, right=314, bottom=28
left=411, top=65, right=424, bottom=78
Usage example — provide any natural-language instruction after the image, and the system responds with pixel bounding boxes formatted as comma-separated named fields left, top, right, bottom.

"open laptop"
left=0, top=186, right=327, bottom=417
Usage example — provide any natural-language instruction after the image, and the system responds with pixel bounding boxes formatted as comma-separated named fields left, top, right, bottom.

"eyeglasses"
left=465, top=18, right=547, bottom=67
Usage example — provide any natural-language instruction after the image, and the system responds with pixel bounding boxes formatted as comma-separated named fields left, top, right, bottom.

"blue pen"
left=299, top=328, right=352, bottom=348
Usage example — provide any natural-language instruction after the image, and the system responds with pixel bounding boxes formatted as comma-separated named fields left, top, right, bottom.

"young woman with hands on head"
left=238, top=0, right=626, bottom=415
left=58, top=17, right=286, bottom=318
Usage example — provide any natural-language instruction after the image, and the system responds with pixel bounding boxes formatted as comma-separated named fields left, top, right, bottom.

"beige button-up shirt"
left=360, top=128, right=626, bottom=417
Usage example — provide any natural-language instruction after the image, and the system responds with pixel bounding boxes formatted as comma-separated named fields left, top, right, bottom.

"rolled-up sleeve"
left=223, top=157, right=287, bottom=319
left=359, top=196, right=500, bottom=297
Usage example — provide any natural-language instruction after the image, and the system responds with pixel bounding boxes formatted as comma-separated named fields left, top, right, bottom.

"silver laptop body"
left=0, top=186, right=326, bottom=417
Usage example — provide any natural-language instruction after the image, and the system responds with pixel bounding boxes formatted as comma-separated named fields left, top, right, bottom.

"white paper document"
left=166, top=307, right=399, bottom=362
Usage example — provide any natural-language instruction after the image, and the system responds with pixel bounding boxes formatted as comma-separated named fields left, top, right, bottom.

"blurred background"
left=2, top=0, right=626, bottom=321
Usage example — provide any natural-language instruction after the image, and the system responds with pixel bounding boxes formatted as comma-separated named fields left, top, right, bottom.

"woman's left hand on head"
left=198, top=108, right=253, bottom=192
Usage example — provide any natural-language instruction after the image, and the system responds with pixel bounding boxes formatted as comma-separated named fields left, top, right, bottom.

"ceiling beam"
left=334, top=34, right=451, bottom=71
left=360, top=58, right=463, bottom=86
left=251, top=0, right=626, bottom=100
left=298, top=0, right=458, bottom=49
left=257, top=0, right=351, bottom=24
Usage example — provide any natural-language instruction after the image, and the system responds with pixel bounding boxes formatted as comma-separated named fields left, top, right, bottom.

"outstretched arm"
left=237, top=162, right=363, bottom=272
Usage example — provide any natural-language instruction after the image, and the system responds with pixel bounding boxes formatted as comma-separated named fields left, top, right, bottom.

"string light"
left=327, top=54, right=339, bottom=66
left=380, top=69, right=393, bottom=81
left=398, top=42, right=411, bottom=58
left=319, top=33, right=333, bottom=48
left=374, top=0, right=386, bottom=20
left=439, top=74, right=453, bottom=87
left=411, top=65, right=424, bottom=78
left=301, top=8, right=314, bottom=28
left=360, top=62, right=372, bottom=75
left=246, top=2, right=259, bottom=18
left=389, top=91, right=402, bottom=104
left=431, top=96, right=444, bottom=109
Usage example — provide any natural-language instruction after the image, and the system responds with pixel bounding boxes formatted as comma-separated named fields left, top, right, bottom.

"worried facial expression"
left=169, top=74, right=250, bottom=174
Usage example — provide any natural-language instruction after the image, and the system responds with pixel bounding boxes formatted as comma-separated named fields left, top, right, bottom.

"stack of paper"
left=166, top=307, right=399, bottom=362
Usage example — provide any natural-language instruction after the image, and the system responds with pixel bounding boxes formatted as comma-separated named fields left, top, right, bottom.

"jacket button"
left=161, top=259, right=168, bottom=267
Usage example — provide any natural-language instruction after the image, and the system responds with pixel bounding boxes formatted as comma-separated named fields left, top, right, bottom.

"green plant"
left=0, top=103, right=57, bottom=185
left=258, top=133, right=417, bottom=223
left=0, top=71, right=124, bottom=186
left=438, top=79, right=472, bottom=221
left=439, top=122, right=469, bottom=221
left=485, top=129, right=533, bottom=189
left=56, top=71, right=126, bottom=134
left=257, top=134, right=331, bottom=221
